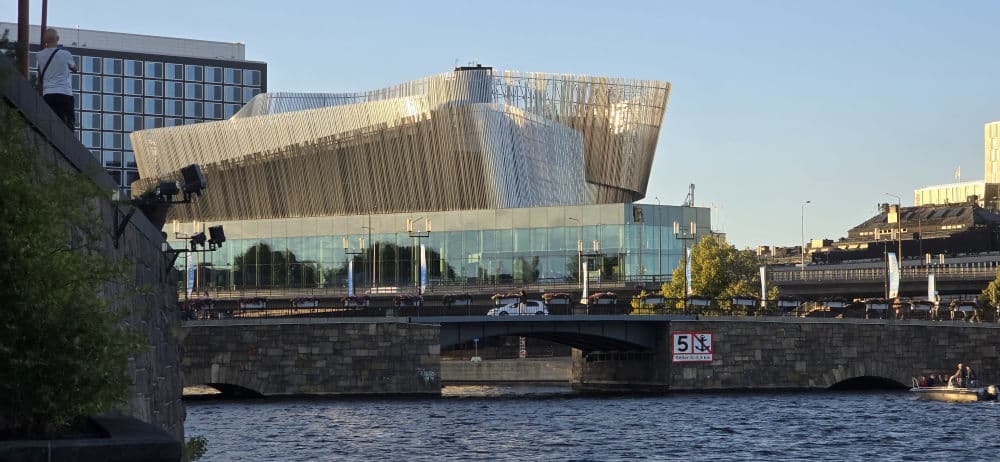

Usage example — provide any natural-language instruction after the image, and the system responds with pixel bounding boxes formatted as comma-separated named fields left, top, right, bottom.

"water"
left=186, top=387, right=1000, bottom=461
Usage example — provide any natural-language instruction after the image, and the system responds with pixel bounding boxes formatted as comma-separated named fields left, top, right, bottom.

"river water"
left=186, top=386, right=1000, bottom=461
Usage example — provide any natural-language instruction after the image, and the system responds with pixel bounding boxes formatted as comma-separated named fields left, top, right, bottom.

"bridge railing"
left=181, top=297, right=1000, bottom=323
left=771, top=262, right=1000, bottom=283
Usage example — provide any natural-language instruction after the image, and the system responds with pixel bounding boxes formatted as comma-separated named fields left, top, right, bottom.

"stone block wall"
left=183, top=320, right=441, bottom=395
left=441, top=358, right=571, bottom=384
left=2, top=60, right=184, bottom=440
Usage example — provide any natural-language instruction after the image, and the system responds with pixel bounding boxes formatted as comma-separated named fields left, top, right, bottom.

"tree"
left=661, top=235, right=779, bottom=302
left=0, top=102, right=144, bottom=436
left=979, top=268, right=1000, bottom=310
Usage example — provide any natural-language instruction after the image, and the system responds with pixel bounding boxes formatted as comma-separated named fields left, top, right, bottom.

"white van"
left=486, top=300, right=548, bottom=316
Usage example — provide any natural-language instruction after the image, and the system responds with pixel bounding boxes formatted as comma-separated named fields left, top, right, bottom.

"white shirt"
left=36, top=46, right=76, bottom=96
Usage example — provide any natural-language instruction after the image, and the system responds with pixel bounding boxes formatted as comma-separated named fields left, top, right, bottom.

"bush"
left=0, top=102, right=144, bottom=436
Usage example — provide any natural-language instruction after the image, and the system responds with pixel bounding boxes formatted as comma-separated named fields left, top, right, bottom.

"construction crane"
left=683, top=184, right=695, bottom=207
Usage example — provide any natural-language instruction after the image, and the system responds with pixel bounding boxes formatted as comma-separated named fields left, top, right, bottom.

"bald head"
left=43, top=28, right=59, bottom=46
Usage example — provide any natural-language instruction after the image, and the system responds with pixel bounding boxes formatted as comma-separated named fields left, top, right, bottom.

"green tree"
left=979, top=268, right=1000, bottom=310
left=0, top=101, right=144, bottom=436
left=661, top=235, right=779, bottom=302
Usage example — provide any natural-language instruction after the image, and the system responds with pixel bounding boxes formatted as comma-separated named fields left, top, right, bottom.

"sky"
left=5, top=0, right=1000, bottom=248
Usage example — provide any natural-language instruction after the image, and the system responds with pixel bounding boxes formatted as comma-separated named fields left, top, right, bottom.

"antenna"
left=683, top=183, right=695, bottom=207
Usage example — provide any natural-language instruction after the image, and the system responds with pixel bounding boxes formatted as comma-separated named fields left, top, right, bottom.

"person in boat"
left=966, top=365, right=977, bottom=388
left=948, top=363, right=967, bottom=387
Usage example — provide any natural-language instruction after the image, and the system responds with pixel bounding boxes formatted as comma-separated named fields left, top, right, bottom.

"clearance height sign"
left=672, top=331, right=713, bottom=363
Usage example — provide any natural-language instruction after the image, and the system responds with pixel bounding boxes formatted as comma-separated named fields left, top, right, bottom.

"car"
left=486, top=300, right=548, bottom=316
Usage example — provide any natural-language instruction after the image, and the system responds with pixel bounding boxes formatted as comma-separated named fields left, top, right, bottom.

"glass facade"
left=171, top=204, right=711, bottom=293
left=28, top=50, right=266, bottom=196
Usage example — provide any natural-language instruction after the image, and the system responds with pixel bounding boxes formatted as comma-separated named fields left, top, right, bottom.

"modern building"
left=132, top=66, right=711, bottom=293
left=913, top=121, right=1000, bottom=212
left=986, top=121, right=1000, bottom=184
left=0, top=23, right=267, bottom=196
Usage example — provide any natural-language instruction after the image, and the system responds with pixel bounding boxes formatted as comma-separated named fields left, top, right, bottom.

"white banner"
left=887, top=252, right=900, bottom=298
left=348, top=259, right=354, bottom=296
left=185, top=252, right=194, bottom=297
left=685, top=247, right=692, bottom=297
left=927, top=271, right=936, bottom=302
left=419, top=244, right=427, bottom=294
left=760, top=266, right=767, bottom=307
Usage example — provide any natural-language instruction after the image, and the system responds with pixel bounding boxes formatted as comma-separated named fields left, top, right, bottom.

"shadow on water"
left=828, top=376, right=910, bottom=391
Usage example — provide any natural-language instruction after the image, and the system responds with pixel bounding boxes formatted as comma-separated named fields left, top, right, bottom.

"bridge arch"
left=817, top=358, right=915, bottom=390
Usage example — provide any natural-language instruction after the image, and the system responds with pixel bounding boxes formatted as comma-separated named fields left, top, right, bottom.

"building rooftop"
left=0, top=23, right=247, bottom=60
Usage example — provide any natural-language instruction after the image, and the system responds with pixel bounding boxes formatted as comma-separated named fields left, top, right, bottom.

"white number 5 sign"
left=672, top=331, right=713, bottom=363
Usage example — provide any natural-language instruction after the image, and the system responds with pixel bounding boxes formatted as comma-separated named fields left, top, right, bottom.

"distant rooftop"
left=0, top=22, right=247, bottom=61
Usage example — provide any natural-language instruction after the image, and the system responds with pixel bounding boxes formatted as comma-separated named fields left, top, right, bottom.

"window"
left=125, top=170, right=139, bottom=186
left=145, top=80, right=163, bottom=97
left=185, top=65, right=203, bottom=82
left=103, top=133, right=123, bottom=150
left=243, top=87, right=260, bottom=103
left=124, top=78, right=143, bottom=95
left=103, top=151, right=122, bottom=168
left=82, top=56, right=101, bottom=74
left=124, top=59, right=143, bottom=77
left=103, top=76, right=123, bottom=94
left=185, top=83, right=204, bottom=100
left=103, top=114, right=123, bottom=131
left=28, top=52, right=37, bottom=69
left=205, top=66, right=223, bottom=83
left=204, top=103, right=223, bottom=119
left=225, top=104, right=241, bottom=117
left=184, top=101, right=203, bottom=118
left=144, top=98, right=164, bottom=116
left=103, top=58, right=122, bottom=75
left=165, top=63, right=183, bottom=80
left=165, top=81, right=183, bottom=98
left=165, top=100, right=184, bottom=116
left=102, top=95, right=123, bottom=112
left=164, top=117, right=185, bottom=127
left=145, top=62, right=163, bottom=78
left=124, top=97, right=143, bottom=114
left=224, top=68, right=242, bottom=85
left=80, top=112, right=101, bottom=130
left=124, top=137, right=133, bottom=151
left=243, top=69, right=261, bottom=86
left=73, top=93, right=81, bottom=110
left=224, top=86, right=241, bottom=102
left=73, top=55, right=82, bottom=71
left=184, top=119, right=199, bottom=125
left=205, top=85, right=222, bottom=101
left=144, top=116, right=163, bottom=129
left=124, top=115, right=143, bottom=132
left=80, top=130, right=101, bottom=148
left=81, top=93, right=101, bottom=111
left=71, top=74, right=80, bottom=91
left=82, top=75, right=101, bottom=92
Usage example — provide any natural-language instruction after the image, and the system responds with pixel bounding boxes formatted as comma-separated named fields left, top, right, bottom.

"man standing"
left=36, top=28, right=76, bottom=129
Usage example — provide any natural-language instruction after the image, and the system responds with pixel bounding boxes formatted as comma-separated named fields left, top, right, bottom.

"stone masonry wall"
left=182, top=320, right=441, bottom=395
left=668, top=318, right=1000, bottom=390
left=2, top=60, right=184, bottom=440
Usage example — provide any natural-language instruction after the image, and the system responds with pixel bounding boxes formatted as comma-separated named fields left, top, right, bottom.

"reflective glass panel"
left=124, top=78, right=143, bottom=95
left=124, top=115, right=143, bottom=132
left=124, top=97, right=143, bottom=114
left=80, top=131, right=100, bottom=148
left=82, top=56, right=101, bottom=74
left=205, top=66, right=223, bottom=83
left=103, top=133, right=123, bottom=150
left=204, top=85, right=222, bottom=101
left=165, top=100, right=183, bottom=116
left=185, top=65, right=203, bottom=82
left=243, top=69, right=261, bottom=86
left=82, top=75, right=101, bottom=92
left=224, top=86, right=241, bottom=102
left=103, top=114, right=122, bottom=131
left=102, top=95, right=122, bottom=112
left=80, top=112, right=101, bottom=130
left=144, top=116, right=163, bottom=129
left=185, top=83, right=203, bottom=100
left=165, top=63, right=183, bottom=80
left=81, top=93, right=101, bottom=110
left=103, top=58, right=122, bottom=75
left=103, top=77, right=122, bottom=94
left=144, top=98, right=164, bottom=115
left=243, top=87, right=259, bottom=103
left=184, top=101, right=203, bottom=118
left=224, top=104, right=240, bottom=117
left=165, top=81, right=183, bottom=98
left=205, top=103, right=223, bottom=119
left=103, top=150, right=122, bottom=167
left=124, top=59, right=143, bottom=77
left=145, top=80, right=163, bottom=97
left=224, top=68, right=242, bottom=84
left=145, top=62, right=163, bottom=78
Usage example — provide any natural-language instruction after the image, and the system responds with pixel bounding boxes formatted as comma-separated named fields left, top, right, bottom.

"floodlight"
left=180, top=164, right=207, bottom=196
left=190, top=232, right=207, bottom=248
left=156, top=181, right=180, bottom=198
left=208, top=225, right=226, bottom=247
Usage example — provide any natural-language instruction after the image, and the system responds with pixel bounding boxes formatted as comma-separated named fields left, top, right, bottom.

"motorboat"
left=909, top=379, right=998, bottom=402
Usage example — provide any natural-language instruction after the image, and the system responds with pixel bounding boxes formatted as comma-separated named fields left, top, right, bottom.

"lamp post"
left=343, top=237, right=365, bottom=296
left=673, top=220, right=697, bottom=301
left=885, top=192, right=903, bottom=268
left=581, top=239, right=601, bottom=305
left=800, top=200, right=811, bottom=278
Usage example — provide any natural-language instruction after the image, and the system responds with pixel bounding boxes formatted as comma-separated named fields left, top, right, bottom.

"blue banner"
left=348, top=259, right=354, bottom=296
left=185, top=252, right=194, bottom=297
left=685, top=247, right=692, bottom=296
left=887, top=252, right=900, bottom=298
left=419, top=244, right=427, bottom=294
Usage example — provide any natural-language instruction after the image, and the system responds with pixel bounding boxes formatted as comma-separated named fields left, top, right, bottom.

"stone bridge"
left=182, top=316, right=1000, bottom=395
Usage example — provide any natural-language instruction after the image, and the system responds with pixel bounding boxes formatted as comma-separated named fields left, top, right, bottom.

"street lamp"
left=673, top=220, right=697, bottom=300
left=885, top=192, right=903, bottom=268
left=800, top=200, right=811, bottom=278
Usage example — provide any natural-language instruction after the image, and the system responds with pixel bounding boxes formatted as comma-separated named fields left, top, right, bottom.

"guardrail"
left=771, top=262, right=1000, bottom=283
left=181, top=297, right=1000, bottom=323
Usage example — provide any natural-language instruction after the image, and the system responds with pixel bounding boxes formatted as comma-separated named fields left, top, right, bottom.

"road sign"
left=672, top=331, right=713, bottom=363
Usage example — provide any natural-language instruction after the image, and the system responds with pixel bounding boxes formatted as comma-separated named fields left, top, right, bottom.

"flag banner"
left=185, top=252, right=194, bottom=297
left=685, top=247, right=692, bottom=297
left=887, top=252, right=900, bottom=298
left=760, top=266, right=767, bottom=307
left=419, top=244, right=427, bottom=294
left=348, top=259, right=354, bottom=296
left=927, top=271, right=936, bottom=301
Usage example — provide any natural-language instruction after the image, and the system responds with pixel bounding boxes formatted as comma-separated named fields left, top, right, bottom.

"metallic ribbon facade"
left=131, top=68, right=670, bottom=222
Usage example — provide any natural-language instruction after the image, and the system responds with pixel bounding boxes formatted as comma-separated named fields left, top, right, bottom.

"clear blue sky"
left=7, top=0, right=1000, bottom=248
